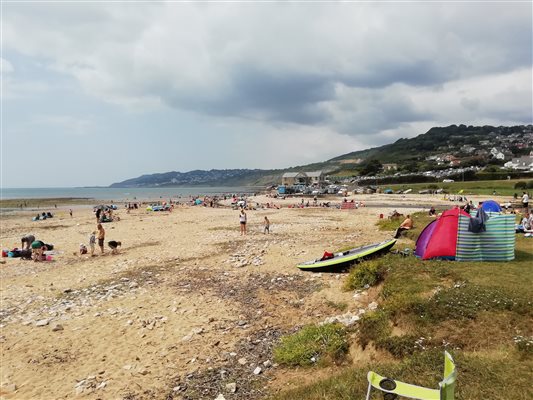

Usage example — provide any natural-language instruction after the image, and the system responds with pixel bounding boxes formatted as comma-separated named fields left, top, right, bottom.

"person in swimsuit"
left=97, top=223, right=105, bottom=254
left=263, top=216, right=270, bottom=234
left=394, top=215, right=413, bottom=238
left=239, top=209, right=247, bottom=235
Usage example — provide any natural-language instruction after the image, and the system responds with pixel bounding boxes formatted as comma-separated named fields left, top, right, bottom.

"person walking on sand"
left=96, top=223, right=105, bottom=254
left=239, top=209, right=247, bottom=235
left=263, top=216, right=270, bottom=234
left=69, top=209, right=73, bottom=217
left=394, top=215, right=413, bottom=239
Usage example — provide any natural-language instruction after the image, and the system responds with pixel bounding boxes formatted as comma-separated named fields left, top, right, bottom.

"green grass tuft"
left=344, top=258, right=389, bottom=291
left=325, top=300, right=349, bottom=312
left=273, top=324, right=349, bottom=367
left=357, top=310, right=391, bottom=349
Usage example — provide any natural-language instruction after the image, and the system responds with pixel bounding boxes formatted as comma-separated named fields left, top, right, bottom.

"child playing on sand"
left=79, top=243, right=88, bottom=255
left=96, top=224, right=105, bottom=254
left=89, top=232, right=96, bottom=256
left=107, top=240, right=122, bottom=255
left=21, top=234, right=36, bottom=250
left=264, top=216, right=270, bottom=234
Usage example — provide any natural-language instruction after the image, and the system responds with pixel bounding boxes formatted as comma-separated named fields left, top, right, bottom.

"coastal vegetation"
left=273, top=223, right=533, bottom=399
left=385, top=179, right=532, bottom=196
left=273, top=324, right=349, bottom=367
left=109, top=125, right=532, bottom=188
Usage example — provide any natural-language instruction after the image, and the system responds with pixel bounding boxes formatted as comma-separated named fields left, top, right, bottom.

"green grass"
left=386, top=179, right=531, bottom=196
left=273, top=350, right=533, bottom=400
left=377, top=211, right=435, bottom=242
left=325, top=300, right=349, bottom=312
left=343, top=258, right=389, bottom=291
left=273, top=227, right=533, bottom=400
left=273, top=324, right=349, bottom=367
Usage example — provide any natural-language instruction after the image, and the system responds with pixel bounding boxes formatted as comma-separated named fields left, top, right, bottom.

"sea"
left=1, top=187, right=263, bottom=202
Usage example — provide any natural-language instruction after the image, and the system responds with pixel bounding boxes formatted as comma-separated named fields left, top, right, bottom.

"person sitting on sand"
left=394, top=215, right=413, bottom=239
left=21, top=234, right=36, bottom=250
left=107, top=240, right=122, bottom=255
left=79, top=243, right=88, bottom=255
left=97, top=223, right=105, bottom=254
left=428, top=207, right=436, bottom=217
left=31, top=240, right=47, bottom=262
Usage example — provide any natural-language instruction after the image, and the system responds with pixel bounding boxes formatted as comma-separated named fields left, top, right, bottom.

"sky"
left=1, top=1, right=532, bottom=188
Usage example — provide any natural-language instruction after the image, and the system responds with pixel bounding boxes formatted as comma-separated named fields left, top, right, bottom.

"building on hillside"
left=281, top=172, right=307, bottom=186
left=382, top=163, right=398, bottom=171
left=490, top=147, right=505, bottom=160
left=504, top=155, right=533, bottom=171
left=306, top=171, right=325, bottom=185
left=460, top=145, right=476, bottom=154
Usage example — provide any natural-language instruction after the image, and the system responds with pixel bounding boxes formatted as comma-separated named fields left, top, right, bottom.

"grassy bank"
left=273, top=218, right=533, bottom=399
left=385, top=179, right=532, bottom=197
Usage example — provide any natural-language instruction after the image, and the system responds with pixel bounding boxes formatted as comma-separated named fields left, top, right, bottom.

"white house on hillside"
left=490, top=147, right=505, bottom=160
left=504, top=155, right=533, bottom=171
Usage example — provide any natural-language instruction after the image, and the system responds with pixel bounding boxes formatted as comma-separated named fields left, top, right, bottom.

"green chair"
left=365, top=351, right=456, bottom=400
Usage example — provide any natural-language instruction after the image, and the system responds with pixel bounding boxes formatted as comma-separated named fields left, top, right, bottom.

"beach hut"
left=415, top=208, right=515, bottom=261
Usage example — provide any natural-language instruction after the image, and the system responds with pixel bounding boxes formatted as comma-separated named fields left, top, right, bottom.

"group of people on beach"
left=238, top=209, right=270, bottom=235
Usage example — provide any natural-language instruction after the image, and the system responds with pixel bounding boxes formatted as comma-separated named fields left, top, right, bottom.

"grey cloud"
left=4, top=2, right=532, bottom=137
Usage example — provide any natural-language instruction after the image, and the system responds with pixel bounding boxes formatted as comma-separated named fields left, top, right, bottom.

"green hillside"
left=110, top=124, right=532, bottom=187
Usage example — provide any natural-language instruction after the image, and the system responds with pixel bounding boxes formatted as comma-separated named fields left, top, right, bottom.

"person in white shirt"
left=522, top=192, right=529, bottom=212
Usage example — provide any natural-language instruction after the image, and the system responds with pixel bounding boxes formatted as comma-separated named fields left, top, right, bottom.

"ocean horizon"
left=1, top=186, right=264, bottom=201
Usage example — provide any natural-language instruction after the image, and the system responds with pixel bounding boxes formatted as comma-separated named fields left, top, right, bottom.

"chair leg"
left=366, top=382, right=372, bottom=400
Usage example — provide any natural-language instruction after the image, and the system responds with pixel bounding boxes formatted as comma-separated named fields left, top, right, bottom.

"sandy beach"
left=0, top=193, right=507, bottom=399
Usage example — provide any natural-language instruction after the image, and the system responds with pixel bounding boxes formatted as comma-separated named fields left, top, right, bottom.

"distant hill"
left=330, top=125, right=531, bottom=164
left=110, top=124, right=532, bottom=187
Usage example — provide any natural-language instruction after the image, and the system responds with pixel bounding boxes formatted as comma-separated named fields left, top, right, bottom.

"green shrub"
left=376, top=335, right=421, bottom=358
left=513, top=335, right=533, bottom=358
left=273, top=324, right=348, bottom=367
left=514, top=181, right=527, bottom=189
left=421, top=284, right=530, bottom=322
left=344, top=258, right=388, bottom=291
left=358, top=310, right=391, bottom=349
left=526, top=181, right=533, bottom=189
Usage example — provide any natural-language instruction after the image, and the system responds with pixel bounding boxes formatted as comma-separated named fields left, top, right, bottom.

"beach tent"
left=415, top=208, right=470, bottom=260
left=480, top=200, right=502, bottom=213
left=415, top=208, right=515, bottom=261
